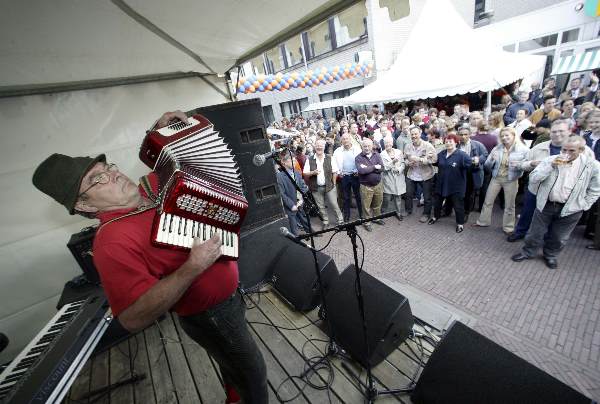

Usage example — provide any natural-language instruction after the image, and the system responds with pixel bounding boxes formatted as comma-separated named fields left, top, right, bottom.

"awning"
left=551, top=50, right=600, bottom=75
left=303, top=98, right=348, bottom=112
left=343, top=0, right=546, bottom=106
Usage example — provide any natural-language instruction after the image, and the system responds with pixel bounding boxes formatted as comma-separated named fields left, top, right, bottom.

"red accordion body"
left=139, top=115, right=247, bottom=259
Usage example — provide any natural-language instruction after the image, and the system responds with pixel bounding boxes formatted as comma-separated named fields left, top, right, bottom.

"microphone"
left=253, top=148, right=286, bottom=166
left=279, top=227, right=315, bottom=250
left=253, top=137, right=295, bottom=166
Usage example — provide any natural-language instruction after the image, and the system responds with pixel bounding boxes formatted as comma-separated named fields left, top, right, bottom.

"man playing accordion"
left=32, top=111, right=268, bottom=404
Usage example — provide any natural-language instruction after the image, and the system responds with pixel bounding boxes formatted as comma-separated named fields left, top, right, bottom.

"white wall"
left=0, top=75, right=229, bottom=363
left=476, top=0, right=600, bottom=47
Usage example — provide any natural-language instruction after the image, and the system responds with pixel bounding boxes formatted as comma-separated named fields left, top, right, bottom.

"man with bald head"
left=512, top=136, right=600, bottom=269
left=355, top=138, right=384, bottom=231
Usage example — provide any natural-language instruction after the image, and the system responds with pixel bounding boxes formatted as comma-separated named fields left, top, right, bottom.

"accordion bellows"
left=139, top=115, right=248, bottom=258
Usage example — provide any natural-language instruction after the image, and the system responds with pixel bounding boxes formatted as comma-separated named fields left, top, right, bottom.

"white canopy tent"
left=0, top=0, right=362, bottom=362
left=343, top=0, right=546, bottom=107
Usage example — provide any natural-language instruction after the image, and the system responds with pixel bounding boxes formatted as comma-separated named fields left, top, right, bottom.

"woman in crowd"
left=428, top=133, right=472, bottom=233
left=474, top=127, right=529, bottom=234
left=488, top=111, right=504, bottom=140
left=380, top=136, right=406, bottom=221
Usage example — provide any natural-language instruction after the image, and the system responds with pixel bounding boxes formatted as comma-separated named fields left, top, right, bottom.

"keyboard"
left=155, top=212, right=238, bottom=257
left=0, top=291, right=111, bottom=403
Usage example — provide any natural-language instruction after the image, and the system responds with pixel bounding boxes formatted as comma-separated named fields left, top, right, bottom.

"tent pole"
left=486, top=91, right=492, bottom=119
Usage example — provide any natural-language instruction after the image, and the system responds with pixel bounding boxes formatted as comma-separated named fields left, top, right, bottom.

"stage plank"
left=65, top=288, right=435, bottom=403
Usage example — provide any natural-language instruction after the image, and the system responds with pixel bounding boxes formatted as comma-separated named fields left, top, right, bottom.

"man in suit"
left=276, top=152, right=310, bottom=235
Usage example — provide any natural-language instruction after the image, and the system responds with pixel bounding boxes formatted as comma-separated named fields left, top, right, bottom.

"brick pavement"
left=312, top=205, right=600, bottom=400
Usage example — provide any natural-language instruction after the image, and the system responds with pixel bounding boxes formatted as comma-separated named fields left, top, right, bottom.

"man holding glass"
left=511, top=136, right=600, bottom=269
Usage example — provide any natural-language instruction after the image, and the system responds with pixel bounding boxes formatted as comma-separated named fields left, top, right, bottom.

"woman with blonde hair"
left=488, top=111, right=505, bottom=140
left=474, top=127, right=529, bottom=234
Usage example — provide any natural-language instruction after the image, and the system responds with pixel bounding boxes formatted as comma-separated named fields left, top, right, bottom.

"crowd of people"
left=272, top=78, right=600, bottom=270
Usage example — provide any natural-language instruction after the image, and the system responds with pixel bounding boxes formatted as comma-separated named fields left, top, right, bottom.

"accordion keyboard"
left=155, top=212, right=238, bottom=258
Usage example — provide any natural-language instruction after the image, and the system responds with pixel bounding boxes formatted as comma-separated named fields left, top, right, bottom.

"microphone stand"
left=270, top=151, right=342, bottom=384
left=296, top=210, right=412, bottom=403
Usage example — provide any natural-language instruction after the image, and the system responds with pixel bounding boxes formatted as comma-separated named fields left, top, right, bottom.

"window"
left=561, top=28, right=579, bottom=44
left=319, top=87, right=363, bottom=119
left=249, top=54, right=267, bottom=76
left=379, top=0, right=410, bottom=22
left=262, top=105, right=275, bottom=126
left=280, top=98, right=309, bottom=118
left=560, top=49, right=574, bottom=57
left=332, top=2, right=367, bottom=48
left=473, top=0, right=486, bottom=23
left=503, top=44, right=515, bottom=52
left=282, top=35, right=305, bottom=68
left=265, top=46, right=285, bottom=74
left=519, top=34, right=558, bottom=52
left=306, top=20, right=333, bottom=59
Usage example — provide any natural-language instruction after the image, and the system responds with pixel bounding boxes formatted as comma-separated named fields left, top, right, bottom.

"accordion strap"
left=139, top=174, right=158, bottom=203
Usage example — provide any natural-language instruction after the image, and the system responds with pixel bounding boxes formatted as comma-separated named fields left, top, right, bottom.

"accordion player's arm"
left=118, top=234, right=221, bottom=333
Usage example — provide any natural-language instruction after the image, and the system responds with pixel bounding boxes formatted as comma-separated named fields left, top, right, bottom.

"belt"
left=342, top=173, right=356, bottom=177
left=547, top=200, right=565, bottom=207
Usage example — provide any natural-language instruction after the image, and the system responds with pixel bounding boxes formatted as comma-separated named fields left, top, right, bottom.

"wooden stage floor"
left=64, top=286, right=438, bottom=403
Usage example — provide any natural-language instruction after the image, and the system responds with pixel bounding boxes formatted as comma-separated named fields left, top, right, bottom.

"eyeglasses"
left=78, top=163, right=118, bottom=197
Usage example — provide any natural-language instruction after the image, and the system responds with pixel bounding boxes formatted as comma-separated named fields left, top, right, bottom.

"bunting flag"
left=237, top=60, right=373, bottom=94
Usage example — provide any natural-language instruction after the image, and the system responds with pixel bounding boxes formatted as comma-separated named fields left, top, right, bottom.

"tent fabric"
left=344, top=0, right=546, bottom=105
left=304, top=98, right=349, bottom=111
left=0, top=0, right=352, bottom=88
left=551, top=49, right=600, bottom=75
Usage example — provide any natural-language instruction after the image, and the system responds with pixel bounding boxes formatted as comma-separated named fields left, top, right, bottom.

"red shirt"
left=92, top=173, right=238, bottom=317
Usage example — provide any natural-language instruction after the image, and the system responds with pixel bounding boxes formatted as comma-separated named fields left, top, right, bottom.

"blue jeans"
left=341, top=174, right=363, bottom=220
left=179, top=291, right=268, bottom=403
left=513, top=190, right=537, bottom=237
left=522, top=202, right=583, bottom=259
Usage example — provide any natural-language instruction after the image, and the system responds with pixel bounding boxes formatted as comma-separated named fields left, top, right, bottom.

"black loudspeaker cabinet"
left=272, top=242, right=339, bottom=312
left=67, top=226, right=100, bottom=284
left=193, top=99, right=285, bottom=232
left=325, top=265, right=414, bottom=368
left=411, top=321, right=591, bottom=404
left=237, top=217, right=291, bottom=290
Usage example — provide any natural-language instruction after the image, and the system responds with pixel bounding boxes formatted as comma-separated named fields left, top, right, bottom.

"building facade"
left=235, top=0, right=600, bottom=124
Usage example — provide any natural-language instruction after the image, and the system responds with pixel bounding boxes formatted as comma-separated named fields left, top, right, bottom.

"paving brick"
left=316, top=207, right=600, bottom=399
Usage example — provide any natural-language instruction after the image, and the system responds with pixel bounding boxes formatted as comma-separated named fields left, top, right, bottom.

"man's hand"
left=374, top=164, right=382, bottom=170
left=291, top=205, right=298, bottom=212
left=187, top=234, right=222, bottom=275
left=529, top=160, right=540, bottom=168
left=360, top=164, right=368, bottom=168
left=155, top=110, right=189, bottom=129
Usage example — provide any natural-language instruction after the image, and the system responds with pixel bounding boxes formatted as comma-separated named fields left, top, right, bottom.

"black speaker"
left=237, top=217, right=290, bottom=289
left=325, top=265, right=414, bottom=368
left=193, top=99, right=285, bottom=231
left=67, top=226, right=100, bottom=284
left=272, top=242, right=339, bottom=312
left=411, top=321, right=591, bottom=404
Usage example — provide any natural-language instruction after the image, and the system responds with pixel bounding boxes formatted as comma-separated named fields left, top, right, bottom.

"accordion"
left=139, top=114, right=248, bottom=259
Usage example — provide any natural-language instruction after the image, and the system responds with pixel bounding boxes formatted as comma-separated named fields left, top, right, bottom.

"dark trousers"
left=179, top=291, right=268, bottom=404
left=286, top=208, right=309, bottom=236
left=434, top=193, right=466, bottom=225
left=478, top=170, right=492, bottom=211
left=406, top=177, right=433, bottom=216
left=513, top=190, right=537, bottom=237
left=522, top=202, right=583, bottom=260
left=585, top=200, right=599, bottom=238
left=464, top=174, right=478, bottom=215
left=341, top=174, right=363, bottom=220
